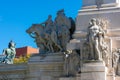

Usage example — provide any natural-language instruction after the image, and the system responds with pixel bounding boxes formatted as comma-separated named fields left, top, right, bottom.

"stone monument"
left=1, top=0, right=120, bottom=80
left=25, top=0, right=120, bottom=79
left=72, top=0, right=120, bottom=80
left=26, top=9, right=75, bottom=54
left=76, top=18, right=108, bottom=80
left=26, top=9, right=77, bottom=80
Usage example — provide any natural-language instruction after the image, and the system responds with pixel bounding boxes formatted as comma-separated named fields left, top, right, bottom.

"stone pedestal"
left=79, top=61, right=106, bottom=80
left=0, top=64, right=27, bottom=80
left=27, top=53, right=64, bottom=80
left=117, top=63, right=120, bottom=75
left=106, top=68, right=114, bottom=80
left=59, top=77, right=76, bottom=80
left=115, top=76, right=120, bottom=80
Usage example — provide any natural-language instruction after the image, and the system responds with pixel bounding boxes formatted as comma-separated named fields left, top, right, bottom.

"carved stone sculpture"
left=0, top=40, right=16, bottom=64
left=112, top=49, right=120, bottom=75
left=102, top=42, right=109, bottom=66
left=87, top=18, right=103, bottom=60
left=64, top=50, right=80, bottom=76
left=26, top=9, right=76, bottom=54
left=41, top=15, right=55, bottom=34
left=82, top=42, right=90, bottom=60
left=85, top=18, right=109, bottom=62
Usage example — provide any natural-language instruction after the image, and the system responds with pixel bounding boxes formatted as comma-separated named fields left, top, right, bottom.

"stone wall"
left=0, top=53, right=64, bottom=80
left=27, top=53, right=64, bottom=80
left=0, top=53, right=120, bottom=80
left=0, top=63, right=28, bottom=80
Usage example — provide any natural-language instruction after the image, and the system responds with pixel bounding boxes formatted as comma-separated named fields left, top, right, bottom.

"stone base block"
left=59, top=77, right=76, bottom=80
left=80, top=61, right=106, bottom=80
left=0, top=64, right=27, bottom=80
left=67, top=39, right=80, bottom=50
left=107, top=75, right=114, bottom=80
left=29, top=52, right=64, bottom=62
left=117, top=63, right=120, bottom=75
left=27, top=53, right=64, bottom=80
left=115, top=76, right=120, bottom=80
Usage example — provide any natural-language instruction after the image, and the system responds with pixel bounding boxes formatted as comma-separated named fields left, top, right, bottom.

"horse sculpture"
left=26, top=9, right=76, bottom=54
left=26, top=24, right=48, bottom=53
left=26, top=24, right=45, bottom=37
left=0, top=41, right=16, bottom=64
left=26, top=23, right=62, bottom=53
left=26, top=24, right=46, bottom=45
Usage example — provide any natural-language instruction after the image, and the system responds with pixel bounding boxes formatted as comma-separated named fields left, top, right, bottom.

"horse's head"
left=26, top=24, right=44, bottom=35
left=26, top=24, right=38, bottom=34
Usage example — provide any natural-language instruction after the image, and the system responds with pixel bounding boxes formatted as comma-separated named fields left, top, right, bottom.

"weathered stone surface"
left=29, top=52, right=64, bottom=62
left=0, top=53, right=65, bottom=80
left=80, top=61, right=106, bottom=80
left=59, top=77, right=75, bottom=80
left=73, top=0, right=120, bottom=79
left=81, top=61, right=105, bottom=72
left=67, top=39, right=80, bottom=50
left=27, top=53, right=65, bottom=80
left=0, top=64, right=27, bottom=80
left=76, top=8, right=120, bottom=33
left=83, top=0, right=120, bottom=9
left=115, top=76, right=120, bottom=80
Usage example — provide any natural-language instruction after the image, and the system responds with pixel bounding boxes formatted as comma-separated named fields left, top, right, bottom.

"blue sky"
left=0, top=0, right=82, bottom=54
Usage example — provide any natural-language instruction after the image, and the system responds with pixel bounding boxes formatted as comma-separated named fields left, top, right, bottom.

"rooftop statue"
left=26, top=9, right=76, bottom=54
left=0, top=40, right=16, bottom=64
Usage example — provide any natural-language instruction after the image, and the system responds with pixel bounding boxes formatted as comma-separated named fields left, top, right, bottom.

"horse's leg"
left=46, top=41, right=51, bottom=53
left=47, top=40, right=54, bottom=53
left=54, top=43, right=62, bottom=52
left=50, top=43, right=54, bottom=53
